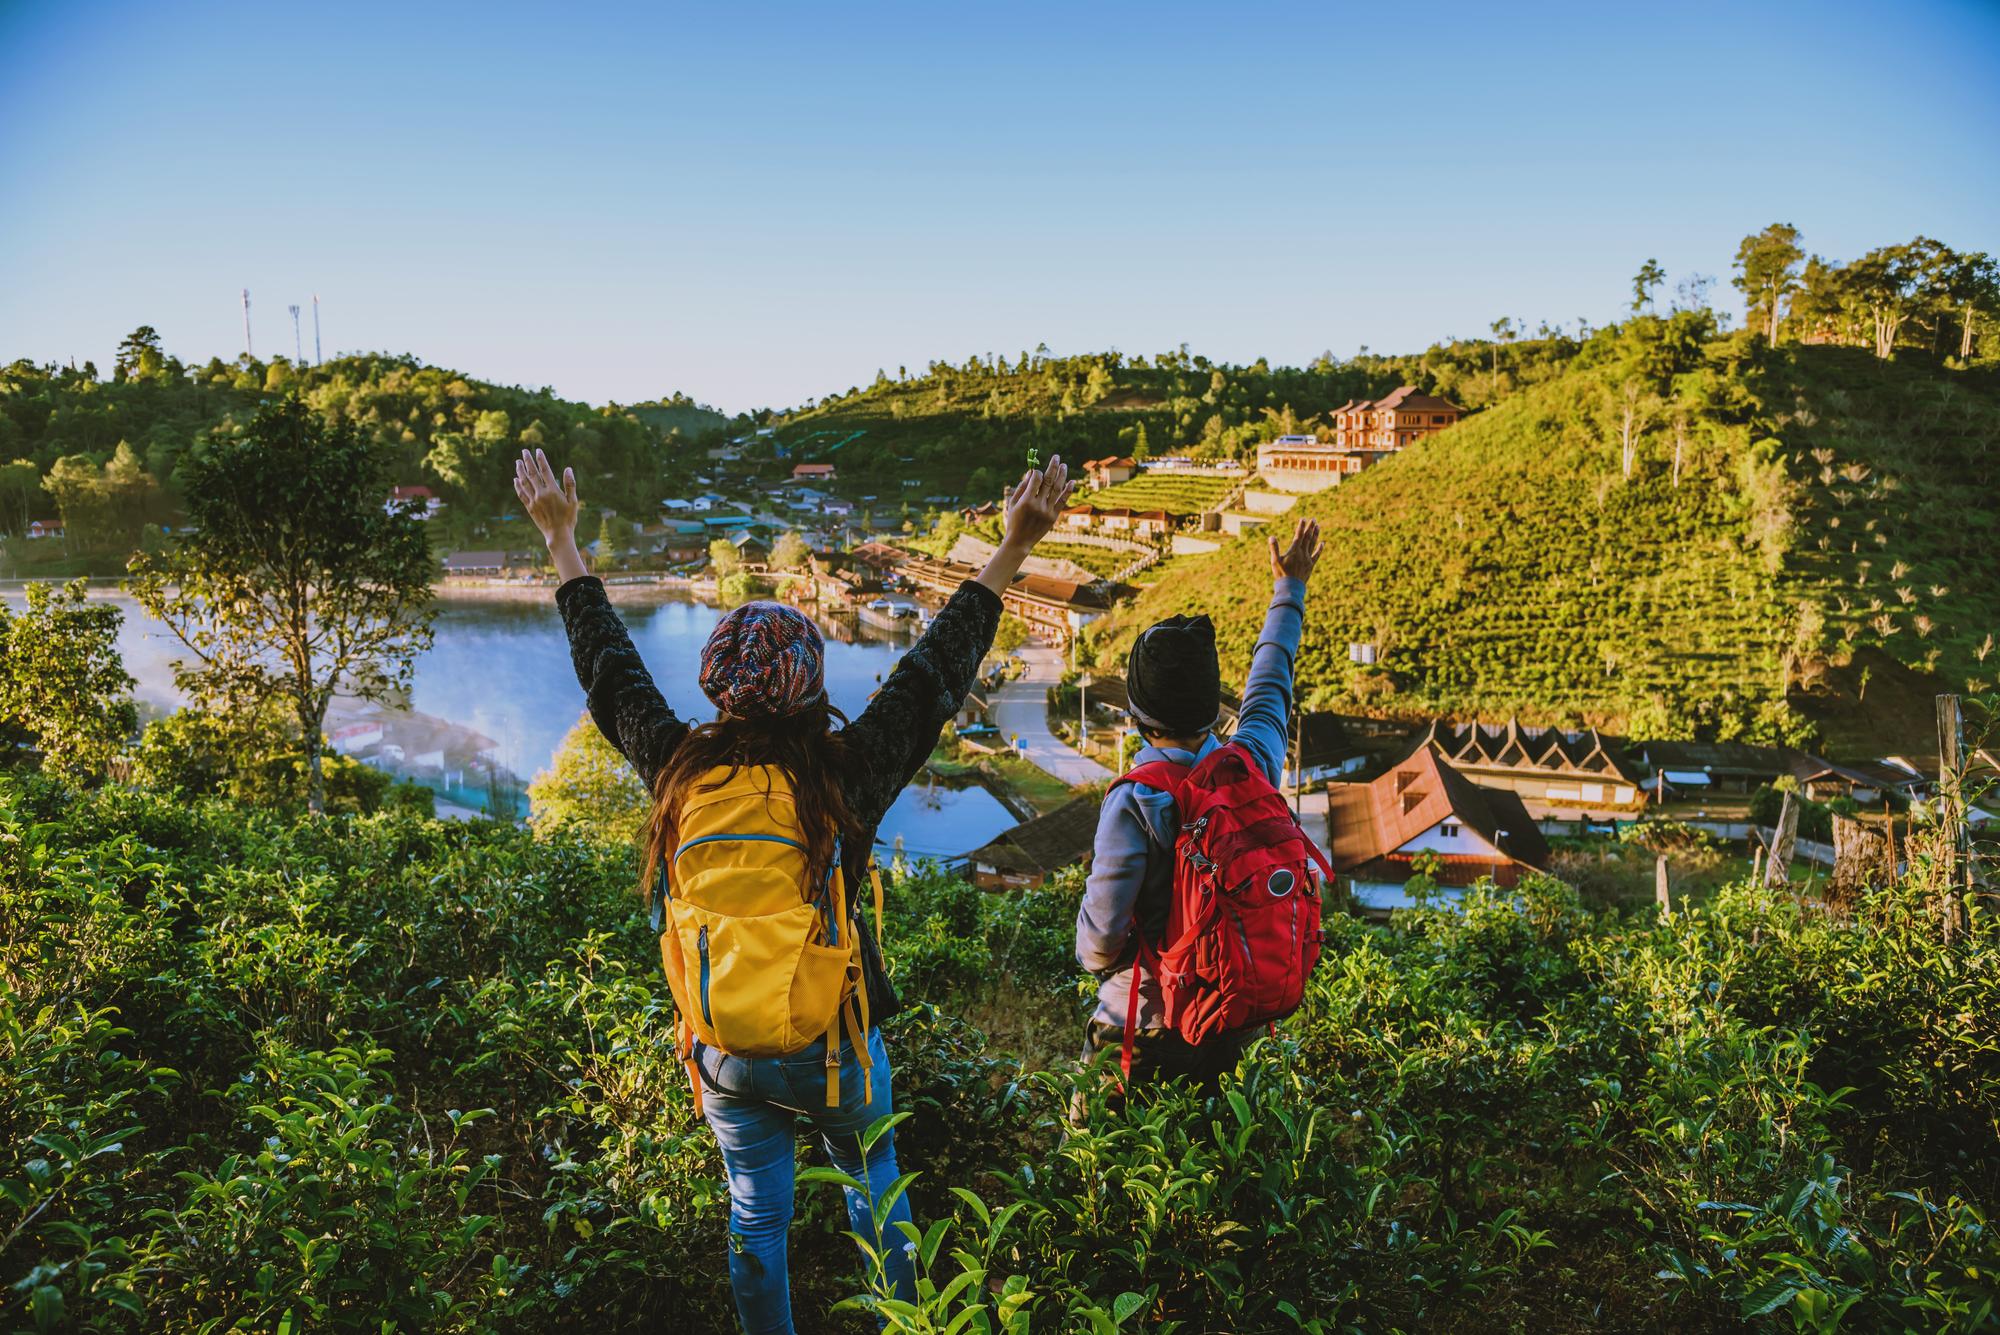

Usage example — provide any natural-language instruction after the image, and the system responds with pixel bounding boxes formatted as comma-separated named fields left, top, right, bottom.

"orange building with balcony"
left=1332, top=386, right=1464, bottom=451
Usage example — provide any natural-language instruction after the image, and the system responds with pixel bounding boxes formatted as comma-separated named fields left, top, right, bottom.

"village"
left=408, top=390, right=1986, bottom=918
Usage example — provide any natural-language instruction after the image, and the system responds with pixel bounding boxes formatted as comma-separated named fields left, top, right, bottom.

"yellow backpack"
left=650, top=765, right=883, bottom=1113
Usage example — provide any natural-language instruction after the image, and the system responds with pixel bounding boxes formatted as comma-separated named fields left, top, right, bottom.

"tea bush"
left=3, top=778, right=1995, bottom=1331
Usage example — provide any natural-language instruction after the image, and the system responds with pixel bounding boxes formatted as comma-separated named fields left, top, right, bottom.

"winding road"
left=991, top=643, right=1116, bottom=787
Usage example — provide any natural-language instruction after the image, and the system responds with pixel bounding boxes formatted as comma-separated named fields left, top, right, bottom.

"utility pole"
left=1937, top=694, right=1970, bottom=942
left=289, top=305, right=302, bottom=364
left=241, top=288, right=253, bottom=358
left=312, top=293, right=322, bottom=365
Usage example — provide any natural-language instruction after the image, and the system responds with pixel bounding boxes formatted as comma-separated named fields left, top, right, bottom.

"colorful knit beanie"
left=699, top=601, right=826, bottom=718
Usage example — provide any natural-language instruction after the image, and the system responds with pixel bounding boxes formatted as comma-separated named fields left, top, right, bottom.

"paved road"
left=992, top=644, right=1116, bottom=787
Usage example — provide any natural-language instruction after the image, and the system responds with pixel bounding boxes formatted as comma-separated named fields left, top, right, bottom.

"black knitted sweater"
left=553, top=574, right=1004, bottom=1022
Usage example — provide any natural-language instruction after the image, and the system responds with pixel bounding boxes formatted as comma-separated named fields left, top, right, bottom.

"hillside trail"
left=993, top=643, right=1116, bottom=786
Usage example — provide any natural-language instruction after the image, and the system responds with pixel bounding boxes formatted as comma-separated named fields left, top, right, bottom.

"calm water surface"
left=28, top=588, right=1015, bottom=859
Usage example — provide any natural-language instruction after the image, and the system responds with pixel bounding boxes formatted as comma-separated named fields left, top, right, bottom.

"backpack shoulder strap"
left=1113, top=759, right=1192, bottom=799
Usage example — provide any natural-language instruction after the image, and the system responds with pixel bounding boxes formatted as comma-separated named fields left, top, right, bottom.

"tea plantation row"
left=3, top=777, right=1995, bottom=1331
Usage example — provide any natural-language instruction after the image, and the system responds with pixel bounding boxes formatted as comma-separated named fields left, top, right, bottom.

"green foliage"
left=769, top=531, right=812, bottom=571
left=1082, top=473, right=1236, bottom=516
left=0, top=579, right=136, bottom=782
left=126, top=701, right=408, bottom=816
left=991, top=612, right=1031, bottom=656
left=127, top=397, right=437, bottom=812
left=1102, top=336, right=2000, bottom=744
left=2, top=778, right=1996, bottom=1331
left=771, top=336, right=1580, bottom=495
left=0, top=343, right=719, bottom=573
left=527, top=711, right=651, bottom=846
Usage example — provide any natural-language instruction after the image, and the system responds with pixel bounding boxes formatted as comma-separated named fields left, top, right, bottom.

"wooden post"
left=1655, top=854, right=1671, bottom=921
left=1883, top=799, right=1899, bottom=885
left=1937, top=694, right=1969, bottom=941
left=1765, top=790, right=1799, bottom=888
left=1751, top=845, right=1764, bottom=886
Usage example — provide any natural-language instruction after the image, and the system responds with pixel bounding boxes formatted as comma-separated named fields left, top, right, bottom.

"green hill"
left=1090, top=331, right=2000, bottom=748
left=767, top=336, right=1579, bottom=498
left=0, top=340, right=731, bottom=571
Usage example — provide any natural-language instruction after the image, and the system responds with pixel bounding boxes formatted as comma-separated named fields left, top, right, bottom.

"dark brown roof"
left=1325, top=748, right=1547, bottom=873
left=849, top=542, right=906, bottom=569
left=1635, top=739, right=1801, bottom=778
left=1792, top=757, right=1930, bottom=792
left=1009, top=573, right=1129, bottom=611
left=966, top=796, right=1103, bottom=876
left=1373, top=386, right=1464, bottom=414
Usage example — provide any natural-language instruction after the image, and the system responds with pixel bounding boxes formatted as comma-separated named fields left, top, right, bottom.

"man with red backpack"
left=1075, top=517, right=1326, bottom=1107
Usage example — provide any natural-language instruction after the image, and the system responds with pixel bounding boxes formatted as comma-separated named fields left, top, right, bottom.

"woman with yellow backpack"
left=514, top=447, right=1072, bottom=1334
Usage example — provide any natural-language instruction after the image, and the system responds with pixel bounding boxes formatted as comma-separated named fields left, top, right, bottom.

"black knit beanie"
left=1126, top=614, right=1221, bottom=736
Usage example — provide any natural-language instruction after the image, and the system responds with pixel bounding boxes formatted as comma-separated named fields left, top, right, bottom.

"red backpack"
left=1114, top=741, right=1334, bottom=1079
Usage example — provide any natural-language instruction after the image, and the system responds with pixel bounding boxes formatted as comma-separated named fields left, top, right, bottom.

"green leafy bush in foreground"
left=2, top=777, right=1995, bottom=1331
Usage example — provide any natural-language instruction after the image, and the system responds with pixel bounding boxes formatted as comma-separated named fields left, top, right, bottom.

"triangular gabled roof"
left=1324, top=748, right=1548, bottom=873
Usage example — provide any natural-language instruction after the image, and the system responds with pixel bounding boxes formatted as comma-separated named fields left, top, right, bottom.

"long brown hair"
left=641, top=703, right=861, bottom=898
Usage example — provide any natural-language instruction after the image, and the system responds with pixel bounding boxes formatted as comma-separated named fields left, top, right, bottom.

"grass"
left=933, top=739, right=1080, bottom=815
left=1130, top=549, right=1220, bottom=589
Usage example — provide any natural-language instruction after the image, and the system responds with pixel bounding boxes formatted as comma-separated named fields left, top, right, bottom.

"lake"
left=20, top=586, right=1018, bottom=861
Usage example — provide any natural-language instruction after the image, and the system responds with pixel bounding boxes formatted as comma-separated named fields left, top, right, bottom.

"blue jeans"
left=695, top=1026, right=918, bottom=1334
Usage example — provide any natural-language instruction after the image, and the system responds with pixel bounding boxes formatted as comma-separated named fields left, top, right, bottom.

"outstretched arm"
left=517, top=449, right=689, bottom=785
left=1232, top=518, right=1322, bottom=784
left=842, top=457, right=1074, bottom=824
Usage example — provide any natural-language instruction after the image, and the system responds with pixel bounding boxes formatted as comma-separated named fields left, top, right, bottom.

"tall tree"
left=769, top=530, right=811, bottom=571
left=527, top=710, right=650, bottom=844
left=1631, top=259, right=1666, bottom=313
left=1946, top=251, right=2000, bottom=360
left=0, top=579, right=137, bottom=783
left=1842, top=241, right=1933, bottom=359
left=129, top=397, right=435, bottom=813
left=43, top=455, right=108, bottom=550
left=0, top=460, right=40, bottom=538
left=114, top=325, right=165, bottom=382
left=1732, top=224, right=1804, bottom=342
left=1608, top=379, right=1661, bottom=480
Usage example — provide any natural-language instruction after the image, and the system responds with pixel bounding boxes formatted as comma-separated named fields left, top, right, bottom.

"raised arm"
left=517, top=449, right=689, bottom=785
left=1230, top=518, right=1322, bottom=784
left=842, top=457, right=1073, bottom=823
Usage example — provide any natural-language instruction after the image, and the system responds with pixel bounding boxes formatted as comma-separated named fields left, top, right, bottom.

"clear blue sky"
left=2, top=0, right=1995, bottom=412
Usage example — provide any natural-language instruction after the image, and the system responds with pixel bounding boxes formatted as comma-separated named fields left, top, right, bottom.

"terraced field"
left=1082, top=473, right=1238, bottom=515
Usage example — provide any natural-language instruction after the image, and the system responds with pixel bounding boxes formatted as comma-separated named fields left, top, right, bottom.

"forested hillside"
left=770, top=334, right=1584, bottom=497
left=0, top=333, right=728, bottom=567
left=1092, top=324, right=2000, bottom=746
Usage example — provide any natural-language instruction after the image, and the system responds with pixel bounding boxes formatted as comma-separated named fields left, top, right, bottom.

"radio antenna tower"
left=289, top=304, right=302, bottom=364
left=241, top=288, right=254, bottom=357
left=312, top=294, right=322, bottom=365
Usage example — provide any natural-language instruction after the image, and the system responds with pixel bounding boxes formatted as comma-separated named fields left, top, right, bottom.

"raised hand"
left=1000, top=454, right=1074, bottom=553
left=973, top=455, right=1076, bottom=602
left=1269, top=516, right=1323, bottom=584
left=514, top=448, right=579, bottom=547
